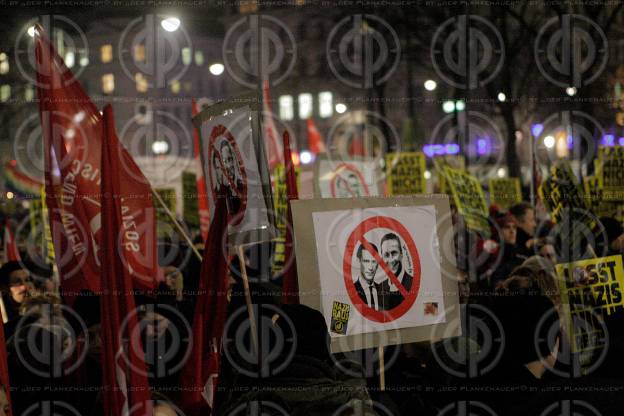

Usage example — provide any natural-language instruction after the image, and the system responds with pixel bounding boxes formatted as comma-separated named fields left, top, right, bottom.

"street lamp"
left=209, top=63, right=224, bottom=76
left=335, top=103, right=347, bottom=114
left=497, top=92, right=506, bottom=102
left=543, top=135, right=555, bottom=149
left=152, top=140, right=169, bottom=155
left=161, top=17, right=181, bottom=32
left=566, top=86, right=577, bottom=96
left=424, top=80, right=437, bottom=91
left=442, top=101, right=455, bottom=113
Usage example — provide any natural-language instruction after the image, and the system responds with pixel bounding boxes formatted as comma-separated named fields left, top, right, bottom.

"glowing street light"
left=152, top=140, right=169, bottom=155
left=161, top=17, right=181, bottom=32
left=424, top=80, right=437, bottom=91
left=335, top=103, right=347, bottom=114
left=543, top=135, right=555, bottom=149
left=209, top=63, right=225, bottom=76
left=497, top=92, right=506, bottom=102
left=442, top=101, right=455, bottom=113
left=566, top=86, right=577, bottom=96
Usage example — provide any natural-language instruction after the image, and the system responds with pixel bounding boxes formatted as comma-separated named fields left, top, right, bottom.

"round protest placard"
left=207, top=124, right=248, bottom=225
left=342, top=215, right=421, bottom=323
left=330, top=163, right=370, bottom=198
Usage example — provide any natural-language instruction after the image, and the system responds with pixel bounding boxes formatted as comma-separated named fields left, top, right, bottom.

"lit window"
left=298, top=93, right=313, bottom=119
left=100, top=44, right=113, bottom=63
left=183, top=81, right=192, bottom=92
left=79, top=50, right=89, bottom=67
left=24, top=85, right=34, bottom=101
left=318, top=91, right=333, bottom=118
left=134, top=44, right=145, bottom=62
left=101, top=74, right=114, bottom=94
left=182, top=48, right=192, bottom=65
left=0, top=53, right=8, bottom=75
left=64, top=51, right=75, bottom=68
left=279, top=95, right=294, bottom=121
left=135, top=73, right=148, bottom=93
left=170, top=80, right=180, bottom=94
left=239, top=1, right=258, bottom=13
left=195, top=51, right=204, bottom=66
left=0, top=85, right=10, bottom=102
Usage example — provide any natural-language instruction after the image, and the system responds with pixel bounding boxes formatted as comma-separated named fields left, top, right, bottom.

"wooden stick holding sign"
left=151, top=188, right=203, bottom=261
left=379, top=346, right=386, bottom=391
left=236, top=244, right=259, bottom=356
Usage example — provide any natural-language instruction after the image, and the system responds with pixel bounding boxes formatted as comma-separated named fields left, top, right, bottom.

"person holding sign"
left=354, top=243, right=392, bottom=311
left=380, top=233, right=413, bottom=309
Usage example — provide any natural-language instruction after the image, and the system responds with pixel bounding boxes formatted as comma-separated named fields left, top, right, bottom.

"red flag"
left=262, top=80, right=283, bottom=169
left=306, top=118, right=326, bottom=154
left=100, top=105, right=153, bottom=416
left=0, top=309, right=12, bottom=416
left=192, top=99, right=210, bottom=241
left=282, top=131, right=299, bottom=305
left=34, top=26, right=158, bottom=299
left=179, top=196, right=229, bottom=415
left=3, top=221, right=20, bottom=263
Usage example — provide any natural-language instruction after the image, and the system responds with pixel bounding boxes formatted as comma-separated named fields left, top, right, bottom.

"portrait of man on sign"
left=354, top=243, right=392, bottom=311
left=211, top=138, right=244, bottom=217
left=335, top=172, right=364, bottom=198
left=380, top=232, right=413, bottom=309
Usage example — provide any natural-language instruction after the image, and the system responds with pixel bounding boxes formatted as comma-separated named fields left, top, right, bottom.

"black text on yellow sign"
left=385, top=152, right=426, bottom=195
left=330, top=301, right=350, bottom=335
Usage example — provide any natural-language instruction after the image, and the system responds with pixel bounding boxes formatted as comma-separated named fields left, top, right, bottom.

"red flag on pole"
left=0, top=308, right=12, bottom=416
left=282, top=131, right=299, bottom=305
left=179, top=196, right=229, bottom=415
left=262, top=80, right=283, bottom=169
left=34, top=26, right=158, bottom=299
left=100, top=104, right=153, bottom=416
left=306, top=118, right=326, bottom=154
left=192, top=99, right=210, bottom=242
left=3, top=221, right=20, bottom=263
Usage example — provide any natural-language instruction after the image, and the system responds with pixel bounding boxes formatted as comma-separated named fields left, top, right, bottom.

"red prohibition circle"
left=330, top=163, right=371, bottom=198
left=343, top=216, right=421, bottom=323
left=207, top=124, right=248, bottom=225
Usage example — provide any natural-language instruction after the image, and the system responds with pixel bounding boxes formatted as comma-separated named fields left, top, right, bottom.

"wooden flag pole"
left=151, top=189, right=203, bottom=261
left=236, top=244, right=259, bottom=356
left=378, top=346, right=386, bottom=391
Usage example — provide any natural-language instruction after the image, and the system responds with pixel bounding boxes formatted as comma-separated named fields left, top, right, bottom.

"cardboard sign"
left=539, top=162, right=592, bottom=224
left=181, top=171, right=199, bottom=228
left=314, top=156, right=381, bottom=198
left=597, top=146, right=624, bottom=200
left=385, top=152, right=426, bottom=195
left=291, top=196, right=460, bottom=353
left=443, top=166, right=489, bottom=233
left=489, top=178, right=521, bottom=210
left=195, top=104, right=274, bottom=245
left=555, top=255, right=624, bottom=354
left=433, top=155, right=465, bottom=194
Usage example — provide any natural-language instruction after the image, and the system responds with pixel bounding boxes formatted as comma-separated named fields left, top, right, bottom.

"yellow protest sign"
left=597, top=146, right=624, bottom=200
left=539, top=162, right=589, bottom=223
left=444, top=166, right=489, bottom=233
left=271, top=164, right=299, bottom=274
left=555, top=255, right=624, bottom=354
left=434, top=155, right=465, bottom=194
left=154, top=188, right=177, bottom=237
left=488, top=178, right=521, bottom=210
left=40, top=187, right=54, bottom=263
left=385, top=152, right=426, bottom=195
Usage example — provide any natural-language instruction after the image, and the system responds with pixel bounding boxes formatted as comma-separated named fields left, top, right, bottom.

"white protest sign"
left=292, top=196, right=460, bottom=353
left=314, top=157, right=381, bottom=198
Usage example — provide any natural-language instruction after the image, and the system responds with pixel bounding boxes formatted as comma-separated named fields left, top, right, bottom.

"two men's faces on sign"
left=354, top=232, right=413, bottom=312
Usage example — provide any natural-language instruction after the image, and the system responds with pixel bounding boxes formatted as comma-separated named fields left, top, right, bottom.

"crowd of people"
left=0, top=197, right=623, bottom=416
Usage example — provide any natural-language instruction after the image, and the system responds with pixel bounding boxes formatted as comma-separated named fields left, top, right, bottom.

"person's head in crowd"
left=599, top=217, right=624, bottom=255
left=509, top=202, right=537, bottom=237
left=18, top=292, right=62, bottom=322
left=0, top=261, right=33, bottom=305
left=516, top=256, right=560, bottom=308
left=493, top=210, right=516, bottom=245
left=537, top=240, right=558, bottom=264
left=357, top=243, right=379, bottom=284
